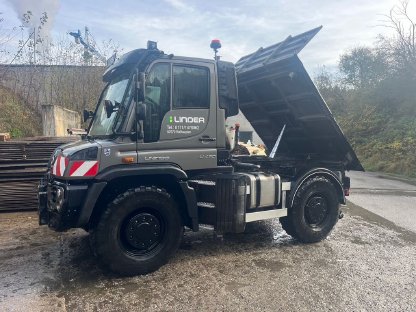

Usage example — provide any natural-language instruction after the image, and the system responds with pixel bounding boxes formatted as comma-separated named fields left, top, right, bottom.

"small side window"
left=173, top=65, right=210, bottom=109
left=143, top=63, right=171, bottom=142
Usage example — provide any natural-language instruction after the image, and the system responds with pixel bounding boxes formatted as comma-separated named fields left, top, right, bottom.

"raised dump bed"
left=236, top=26, right=363, bottom=171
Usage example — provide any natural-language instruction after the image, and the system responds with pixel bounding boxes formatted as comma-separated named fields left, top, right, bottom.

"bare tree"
left=0, top=10, right=123, bottom=138
left=379, top=0, right=416, bottom=73
left=1, top=10, right=122, bottom=113
left=0, top=13, right=19, bottom=63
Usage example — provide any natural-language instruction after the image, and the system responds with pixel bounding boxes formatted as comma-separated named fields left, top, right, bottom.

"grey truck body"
left=38, top=27, right=362, bottom=274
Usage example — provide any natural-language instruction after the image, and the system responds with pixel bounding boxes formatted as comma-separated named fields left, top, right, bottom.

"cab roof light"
left=147, top=40, right=158, bottom=50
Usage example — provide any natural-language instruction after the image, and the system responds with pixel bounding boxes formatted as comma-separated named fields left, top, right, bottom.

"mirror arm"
left=83, top=109, right=94, bottom=122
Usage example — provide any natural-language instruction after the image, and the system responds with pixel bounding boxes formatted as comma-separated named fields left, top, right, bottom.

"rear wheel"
left=90, top=186, right=183, bottom=276
left=280, top=176, right=340, bottom=243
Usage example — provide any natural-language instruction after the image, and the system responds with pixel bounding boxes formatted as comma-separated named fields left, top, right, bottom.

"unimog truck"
left=38, top=27, right=363, bottom=275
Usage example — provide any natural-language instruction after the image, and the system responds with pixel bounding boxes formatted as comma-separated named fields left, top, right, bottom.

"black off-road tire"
left=90, top=186, right=183, bottom=276
left=279, top=176, right=340, bottom=243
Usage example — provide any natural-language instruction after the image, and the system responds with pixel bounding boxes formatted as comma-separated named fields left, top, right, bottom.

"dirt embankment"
left=0, top=86, right=42, bottom=138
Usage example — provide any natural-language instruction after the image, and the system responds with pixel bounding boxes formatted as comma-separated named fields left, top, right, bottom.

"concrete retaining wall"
left=41, top=105, right=81, bottom=137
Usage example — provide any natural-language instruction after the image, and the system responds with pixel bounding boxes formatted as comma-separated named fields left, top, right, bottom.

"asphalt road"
left=0, top=171, right=415, bottom=311
left=348, top=171, right=416, bottom=232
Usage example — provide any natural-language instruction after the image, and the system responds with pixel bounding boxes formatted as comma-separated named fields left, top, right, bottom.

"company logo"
left=199, top=154, right=216, bottom=159
left=169, top=116, right=205, bottom=124
left=144, top=156, right=170, bottom=161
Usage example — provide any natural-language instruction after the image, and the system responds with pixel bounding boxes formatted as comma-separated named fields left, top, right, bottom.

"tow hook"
left=339, top=211, right=344, bottom=219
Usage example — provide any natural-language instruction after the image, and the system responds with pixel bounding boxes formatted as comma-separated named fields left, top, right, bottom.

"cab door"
left=137, top=60, right=218, bottom=171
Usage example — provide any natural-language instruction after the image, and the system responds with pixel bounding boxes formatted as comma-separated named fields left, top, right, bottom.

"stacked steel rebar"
left=0, top=137, right=76, bottom=211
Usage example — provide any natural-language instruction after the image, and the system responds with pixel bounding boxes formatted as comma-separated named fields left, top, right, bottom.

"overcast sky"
left=1, top=0, right=412, bottom=72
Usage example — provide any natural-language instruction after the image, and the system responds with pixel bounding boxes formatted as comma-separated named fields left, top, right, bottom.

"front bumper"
left=38, top=178, right=89, bottom=231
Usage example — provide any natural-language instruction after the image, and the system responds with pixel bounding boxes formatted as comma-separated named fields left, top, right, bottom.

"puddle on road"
left=225, top=281, right=250, bottom=293
left=252, top=259, right=289, bottom=272
left=33, top=218, right=303, bottom=308
left=350, top=236, right=371, bottom=246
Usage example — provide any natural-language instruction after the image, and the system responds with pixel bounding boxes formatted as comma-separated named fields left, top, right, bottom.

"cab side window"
left=144, top=63, right=171, bottom=142
left=173, top=65, right=209, bottom=109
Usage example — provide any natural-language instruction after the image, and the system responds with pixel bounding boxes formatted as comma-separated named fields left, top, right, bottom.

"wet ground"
left=1, top=172, right=416, bottom=311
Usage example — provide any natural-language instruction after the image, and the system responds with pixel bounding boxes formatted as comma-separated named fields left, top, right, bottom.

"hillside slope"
left=0, top=86, right=42, bottom=138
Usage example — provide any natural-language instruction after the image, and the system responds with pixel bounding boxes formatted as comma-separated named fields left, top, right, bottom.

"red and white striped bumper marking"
left=69, top=161, right=99, bottom=177
left=52, top=155, right=68, bottom=176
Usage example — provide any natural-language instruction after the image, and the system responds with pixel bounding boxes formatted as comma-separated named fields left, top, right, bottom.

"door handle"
left=199, top=136, right=216, bottom=142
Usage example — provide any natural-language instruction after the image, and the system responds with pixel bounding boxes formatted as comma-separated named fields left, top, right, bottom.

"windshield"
left=89, top=73, right=131, bottom=136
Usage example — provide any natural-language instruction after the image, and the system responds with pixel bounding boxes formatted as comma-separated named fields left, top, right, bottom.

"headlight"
left=48, top=148, right=61, bottom=169
left=70, top=147, right=98, bottom=160
left=67, top=147, right=99, bottom=177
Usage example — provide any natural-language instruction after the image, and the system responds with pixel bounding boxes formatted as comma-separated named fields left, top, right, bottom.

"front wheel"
left=280, top=176, right=340, bottom=243
left=90, top=186, right=183, bottom=276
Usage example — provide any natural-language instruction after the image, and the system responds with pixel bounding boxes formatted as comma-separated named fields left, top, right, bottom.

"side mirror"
left=217, top=62, right=239, bottom=117
left=83, top=109, right=94, bottom=122
left=104, top=100, right=114, bottom=118
left=136, top=72, right=145, bottom=102
left=136, top=102, right=147, bottom=121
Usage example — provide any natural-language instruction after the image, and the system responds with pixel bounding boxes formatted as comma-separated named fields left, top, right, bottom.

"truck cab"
left=39, top=27, right=363, bottom=276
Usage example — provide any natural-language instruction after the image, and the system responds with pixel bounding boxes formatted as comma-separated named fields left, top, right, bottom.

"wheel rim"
left=304, top=195, right=329, bottom=227
left=120, top=211, right=165, bottom=256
